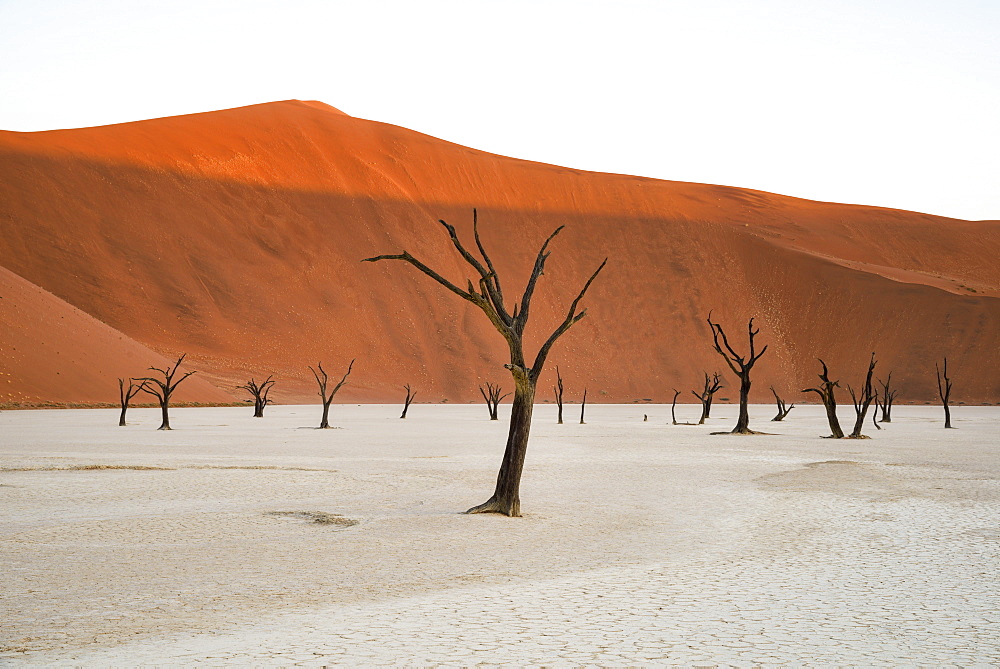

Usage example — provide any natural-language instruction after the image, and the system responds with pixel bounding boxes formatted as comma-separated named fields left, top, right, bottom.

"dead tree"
left=707, top=314, right=768, bottom=434
left=690, top=372, right=723, bottom=424
left=238, top=375, right=275, bottom=418
left=400, top=384, right=416, bottom=419
left=770, top=386, right=794, bottom=421
left=671, top=388, right=681, bottom=425
left=480, top=382, right=510, bottom=420
left=936, top=358, right=955, bottom=428
left=803, top=359, right=844, bottom=438
left=579, top=388, right=588, bottom=424
left=309, top=360, right=355, bottom=429
left=364, top=209, right=606, bottom=516
left=554, top=366, right=565, bottom=424
left=876, top=373, right=898, bottom=423
left=117, top=378, right=144, bottom=426
left=136, top=354, right=195, bottom=430
left=847, top=353, right=877, bottom=439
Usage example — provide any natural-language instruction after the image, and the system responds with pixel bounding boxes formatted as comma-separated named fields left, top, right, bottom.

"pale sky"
left=1, top=0, right=997, bottom=220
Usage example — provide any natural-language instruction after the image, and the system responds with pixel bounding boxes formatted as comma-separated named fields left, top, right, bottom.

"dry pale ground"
left=1, top=402, right=998, bottom=666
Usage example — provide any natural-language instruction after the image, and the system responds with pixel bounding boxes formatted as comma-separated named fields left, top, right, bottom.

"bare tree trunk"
left=319, top=400, right=332, bottom=429
left=480, top=383, right=509, bottom=420
left=554, top=366, right=564, bottom=424
left=804, top=359, right=844, bottom=438
left=467, top=380, right=535, bottom=517
left=707, top=314, right=767, bottom=435
left=579, top=388, right=587, bottom=424
left=671, top=388, right=680, bottom=425
left=936, top=358, right=955, bottom=428
left=400, top=384, right=416, bottom=419
left=137, top=355, right=195, bottom=431
left=770, top=386, right=794, bottom=421
left=876, top=373, right=897, bottom=423
left=847, top=352, right=877, bottom=438
left=310, top=360, right=355, bottom=429
left=118, top=378, right=143, bottom=426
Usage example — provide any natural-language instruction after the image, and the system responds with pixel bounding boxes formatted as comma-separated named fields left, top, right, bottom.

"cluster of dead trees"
left=117, top=354, right=197, bottom=430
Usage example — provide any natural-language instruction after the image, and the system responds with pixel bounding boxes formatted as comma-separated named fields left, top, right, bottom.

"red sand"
left=1, top=100, right=998, bottom=404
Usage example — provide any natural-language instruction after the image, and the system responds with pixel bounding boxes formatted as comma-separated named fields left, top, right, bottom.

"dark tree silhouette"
left=136, top=354, right=195, bottom=430
left=309, top=360, right=355, bottom=429
left=238, top=375, right=275, bottom=418
left=579, top=388, right=588, bottom=425
left=770, top=386, right=794, bottom=421
left=480, top=382, right=510, bottom=421
left=117, top=378, right=144, bottom=426
left=847, top=353, right=877, bottom=439
left=671, top=388, right=681, bottom=425
left=364, top=209, right=606, bottom=516
left=803, top=359, right=844, bottom=438
left=707, top=314, right=768, bottom=434
left=875, top=373, right=898, bottom=423
left=554, top=366, right=565, bottom=424
left=400, top=384, right=416, bottom=419
left=936, top=358, right=955, bottom=428
left=690, top=372, right=723, bottom=424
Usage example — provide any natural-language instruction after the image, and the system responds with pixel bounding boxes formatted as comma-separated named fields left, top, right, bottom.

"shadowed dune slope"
left=1, top=99, right=998, bottom=404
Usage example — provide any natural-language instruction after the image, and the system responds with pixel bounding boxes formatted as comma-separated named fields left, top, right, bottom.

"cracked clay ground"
left=1, top=403, right=998, bottom=665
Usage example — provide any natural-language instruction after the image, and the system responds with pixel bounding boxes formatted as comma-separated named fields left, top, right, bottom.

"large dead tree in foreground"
left=936, top=358, right=955, bottom=428
left=803, top=359, right=845, bottom=438
left=847, top=353, right=877, bottom=439
left=480, top=382, right=509, bottom=421
left=309, top=360, right=355, bottom=429
left=364, top=210, right=606, bottom=517
left=707, top=314, right=768, bottom=434
left=136, top=354, right=195, bottom=430
left=770, top=387, right=794, bottom=421
left=238, top=375, right=275, bottom=418
left=690, top=372, right=723, bottom=424
left=117, top=378, right=144, bottom=426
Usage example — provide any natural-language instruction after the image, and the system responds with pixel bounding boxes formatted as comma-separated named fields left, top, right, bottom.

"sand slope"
left=1, top=100, right=998, bottom=403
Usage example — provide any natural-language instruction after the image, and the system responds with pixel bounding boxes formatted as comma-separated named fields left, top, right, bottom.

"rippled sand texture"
left=2, top=404, right=998, bottom=665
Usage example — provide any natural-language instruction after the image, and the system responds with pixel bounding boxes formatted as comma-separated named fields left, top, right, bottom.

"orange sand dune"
left=0, top=266, right=236, bottom=405
left=1, top=100, right=998, bottom=405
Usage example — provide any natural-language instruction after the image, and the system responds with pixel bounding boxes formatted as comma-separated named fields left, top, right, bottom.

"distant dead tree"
left=707, top=313, right=768, bottom=434
left=136, top=354, right=195, bottom=430
left=671, top=388, right=696, bottom=425
left=554, top=366, right=565, bottom=424
left=238, top=375, right=275, bottom=418
left=579, top=388, right=588, bottom=424
left=803, top=359, right=844, bottom=438
left=117, top=378, right=144, bottom=426
left=480, top=382, right=509, bottom=421
left=936, top=357, right=955, bottom=428
left=400, top=384, right=416, bottom=419
left=690, top=372, right=723, bottom=424
left=309, top=360, right=355, bottom=429
left=875, top=373, right=898, bottom=423
left=770, top=386, right=794, bottom=421
left=847, top=353, right=877, bottom=438
left=364, top=209, right=606, bottom=516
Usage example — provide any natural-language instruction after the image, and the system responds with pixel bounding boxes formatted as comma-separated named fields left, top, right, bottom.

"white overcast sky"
left=1, top=0, right=997, bottom=220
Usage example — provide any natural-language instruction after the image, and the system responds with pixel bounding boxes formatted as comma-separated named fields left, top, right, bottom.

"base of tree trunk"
left=821, top=434, right=844, bottom=439
left=846, top=434, right=872, bottom=439
left=158, top=426, right=171, bottom=430
left=711, top=429, right=768, bottom=435
left=465, top=496, right=520, bottom=517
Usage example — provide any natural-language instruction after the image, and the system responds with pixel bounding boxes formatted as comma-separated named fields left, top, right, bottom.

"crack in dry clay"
left=266, top=511, right=359, bottom=527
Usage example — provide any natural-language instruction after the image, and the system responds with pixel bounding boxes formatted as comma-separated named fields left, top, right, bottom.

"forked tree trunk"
left=159, top=402, right=171, bottom=430
left=400, top=384, right=416, bottom=419
left=319, top=400, right=333, bottom=429
left=136, top=355, right=195, bottom=431
left=804, top=359, right=844, bottom=438
left=847, top=352, right=877, bottom=439
left=936, top=358, right=955, bottom=429
left=770, top=386, right=794, bottom=421
left=119, top=406, right=128, bottom=427
left=554, top=366, right=564, bottom=424
left=707, top=314, right=767, bottom=435
left=579, top=388, right=588, bottom=424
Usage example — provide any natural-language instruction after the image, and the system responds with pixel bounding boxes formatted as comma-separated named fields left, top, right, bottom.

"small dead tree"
left=400, top=384, right=416, bottom=419
left=770, top=386, right=794, bottom=421
left=238, top=375, right=275, bottom=418
left=117, top=378, right=144, bottom=426
left=364, top=209, right=606, bottom=517
left=690, top=372, right=723, bottom=424
left=480, top=382, right=509, bottom=420
left=671, top=388, right=681, bottom=425
left=936, top=357, right=955, bottom=428
left=707, top=313, right=768, bottom=434
left=579, top=388, right=588, bottom=424
left=803, top=359, right=844, bottom=438
left=876, top=373, right=898, bottom=423
left=309, top=360, right=355, bottom=429
left=554, top=366, right=565, bottom=424
left=136, top=354, right=196, bottom=430
left=847, top=353, right=877, bottom=439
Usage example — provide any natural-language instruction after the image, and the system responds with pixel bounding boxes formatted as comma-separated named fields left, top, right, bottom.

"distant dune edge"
left=1, top=100, right=998, bottom=404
